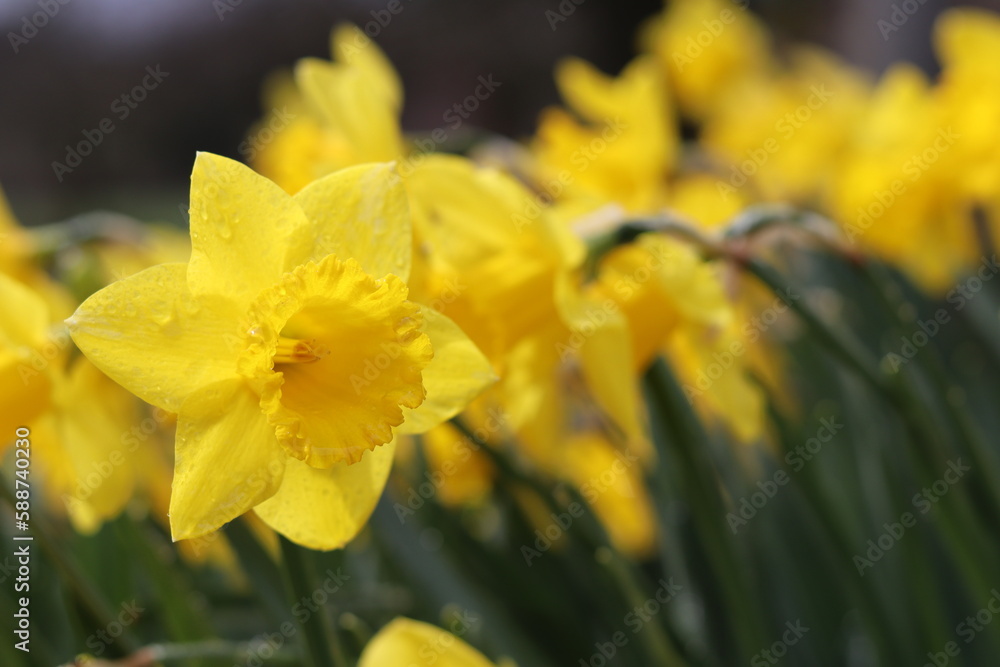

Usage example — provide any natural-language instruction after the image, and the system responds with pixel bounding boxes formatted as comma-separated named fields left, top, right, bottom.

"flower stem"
left=277, top=535, right=346, bottom=667
left=450, top=417, right=690, bottom=666
left=739, top=256, right=1000, bottom=598
left=642, top=358, right=767, bottom=662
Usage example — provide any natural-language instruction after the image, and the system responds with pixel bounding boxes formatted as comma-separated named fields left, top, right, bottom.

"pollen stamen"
left=273, top=336, right=329, bottom=364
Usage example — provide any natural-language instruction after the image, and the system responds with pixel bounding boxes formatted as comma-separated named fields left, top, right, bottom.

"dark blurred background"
left=1, top=0, right=998, bottom=225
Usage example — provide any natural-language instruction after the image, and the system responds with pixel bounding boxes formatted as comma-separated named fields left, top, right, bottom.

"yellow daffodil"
left=563, top=431, right=656, bottom=558
left=250, top=25, right=650, bottom=463
left=249, top=32, right=649, bottom=500
left=822, top=9, right=1000, bottom=289
left=0, top=273, right=56, bottom=439
left=934, top=7, right=1000, bottom=208
left=358, top=617, right=498, bottom=667
left=825, top=64, right=965, bottom=288
left=419, top=421, right=494, bottom=507
left=0, top=187, right=34, bottom=279
left=0, top=272, right=138, bottom=533
left=520, top=38, right=765, bottom=443
left=701, top=47, right=871, bottom=206
left=90, top=223, right=191, bottom=285
left=532, top=55, right=676, bottom=213
left=667, top=174, right=748, bottom=229
left=585, top=233, right=763, bottom=441
left=405, top=156, right=656, bottom=462
left=67, top=153, right=493, bottom=549
left=253, top=24, right=403, bottom=194
left=406, top=155, right=584, bottom=363
left=0, top=187, right=79, bottom=318
left=640, top=0, right=774, bottom=121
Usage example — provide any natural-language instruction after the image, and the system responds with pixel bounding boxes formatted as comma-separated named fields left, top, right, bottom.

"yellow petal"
left=67, top=263, right=242, bottom=413
left=674, top=329, right=765, bottom=443
left=408, top=155, right=570, bottom=270
left=406, top=155, right=581, bottom=355
left=935, top=8, right=1000, bottom=73
left=53, top=358, right=139, bottom=532
left=555, top=57, right=622, bottom=123
left=397, top=306, right=496, bottom=434
left=0, top=350, right=52, bottom=440
left=24, top=413, right=82, bottom=521
left=573, top=306, right=650, bottom=459
left=169, top=382, right=286, bottom=541
left=556, top=280, right=650, bottom=453
left=331, top=24, right=403, bottom=111
left=632, top=235, right=733, bottom=330
left=359, top=617, right=496, bottom=667
left=289, top=162, right=412, bottom=281
left=421, top=422, right=494, bottom=506
left=501, top=336, right=566, bottom=469
left=253, top=438, right=396, bottom=550
left=563, top=432, right=656, bottom=558
left=187, top=152, right=309, bottom=307
left=0, top=273, right=55, bottom=437
left=295, top=57, right=403, bottom=162
left=0, top=271, right=50, bottom=348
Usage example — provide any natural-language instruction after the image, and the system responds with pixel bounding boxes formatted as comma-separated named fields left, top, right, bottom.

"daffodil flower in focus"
left=67, top=153, right=494, bottom=550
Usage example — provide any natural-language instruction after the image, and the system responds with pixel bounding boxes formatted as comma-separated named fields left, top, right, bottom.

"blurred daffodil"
left=0, top=272, right=138, bottom=533
left=582, top=232, right=763, bottom=442
left=68, top=153, right=493, bottom=549
left=563, top=430, right=656, bottom=558
left=700, top=48, right=871, bottom=206
left=358, top=617, right=498, bottom=667
left=640, top=0, right=774, bottom=121
left=253, top=24, right=403, bottom=194
left=532, top=55, right=676, bottom=214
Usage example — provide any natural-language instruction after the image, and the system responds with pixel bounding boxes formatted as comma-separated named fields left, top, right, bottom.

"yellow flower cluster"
left=3, top=1, right=996, bottom=583
left=629, top=0, right=1000, bottom=289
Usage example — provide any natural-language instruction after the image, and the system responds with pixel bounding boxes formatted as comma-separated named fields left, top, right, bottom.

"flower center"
left=240, top=255, right=433, bottom=467
left=273, top=336, right=330, bottom=364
